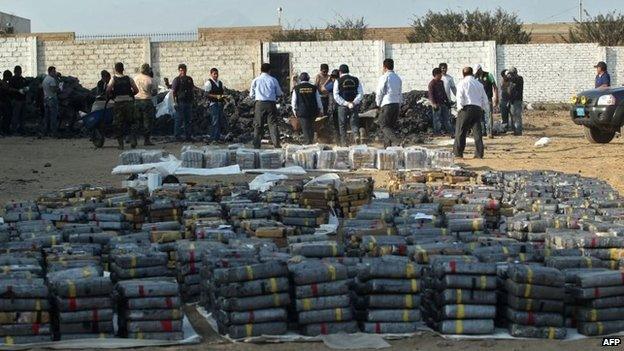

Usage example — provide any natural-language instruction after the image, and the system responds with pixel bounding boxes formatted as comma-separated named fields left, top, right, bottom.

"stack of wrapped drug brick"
left=502, top=264, right=566, bottom=339
left=278, top=207, right=326, bottom=236
left=570, top=270, right=624, bottom=336
left=354, top=256, right=423, bottom=333
left=109, top=244, right=170, bottom=282
left=211, top=261, right=290, bottom=338
left=116, top=279, right=185, bottom=340
left=44, top=243, right=102, bottom=273
left=0, top=253, right=52, bottom=344
left=175, top=240, right=222, bottom=302
left=181, top=146, right=204, bottom=168
left=423, top=259, right=497, bottom=335
left=261, top=180, right=303, bottom=205
left=289, top=260, right=357, bottom=336
left=48, top=266, right=114, bottom=340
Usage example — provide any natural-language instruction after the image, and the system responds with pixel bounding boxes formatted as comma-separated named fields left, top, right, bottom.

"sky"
left=0, top=0, right=620, bottom=34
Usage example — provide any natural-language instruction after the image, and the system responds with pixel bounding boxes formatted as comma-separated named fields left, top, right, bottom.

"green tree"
left=270, top=16, right=368, bottom=42
left=326, top=16, right=368, bottom=40
left=566, top=11, right=624, bottom=46
left=407, top=8, right=531, bottom=44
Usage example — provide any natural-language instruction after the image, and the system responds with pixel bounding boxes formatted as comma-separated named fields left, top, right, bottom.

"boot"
left=130, top=134, right=138, bottom=149
left=359, top=128, right=366, bottom=145
left=144, top=135, right=154, bottom=146
left=117, top=138, right=124, bottom=150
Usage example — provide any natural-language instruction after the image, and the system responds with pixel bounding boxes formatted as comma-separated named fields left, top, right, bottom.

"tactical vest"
left=176, top=76, right=194, bottom=103
left=111, top=75, right=132, bottom=98
left=477, top=72, right=494, bottom=100
left=294, top=82, right=318, bottom=117
left=337, top=75, right=359, bottom=102
left=208, top=79, right=224, bottom=102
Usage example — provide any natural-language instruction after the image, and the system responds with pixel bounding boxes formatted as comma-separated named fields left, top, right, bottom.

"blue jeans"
left=482, top=100, right=493, bottom=136
left=210, top=103, right=224, bottom=141
left=510, top=100, right=523, bottom=135
left=43, top=97, right=59, bottom=136
left=336, top=105, right=359, bottom=145
left=174, top=102, right=192, bottom=139
left=432, top=105, right=452, bottom=135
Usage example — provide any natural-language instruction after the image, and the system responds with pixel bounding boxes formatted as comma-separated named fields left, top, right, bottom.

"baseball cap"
left=594, top=61, right=607, bottom=70
left=473, top=64, right=482, bottom=73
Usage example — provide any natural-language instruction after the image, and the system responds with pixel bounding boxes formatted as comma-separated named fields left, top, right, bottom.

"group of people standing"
left=428, top=62, right=525, bottom=140
left=96, top=62, right=227, bottom=149
left=0, top=65, right=30, bottom=136
left=287, top=60, right=401, bottom=148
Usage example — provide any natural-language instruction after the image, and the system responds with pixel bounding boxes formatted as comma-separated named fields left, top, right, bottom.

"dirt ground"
left=0, top=110, right=622, bottom=350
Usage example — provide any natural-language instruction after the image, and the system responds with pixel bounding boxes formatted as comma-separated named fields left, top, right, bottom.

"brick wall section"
left=0, top=36, right=37, bottom=76
left=150, top=40, right=261, bottom=91
left=606, top=47, right=624, bottom=87
left=37, top=38, right=150, bottom=88
left=388, top=41, right=497, bottom=94
left=267, top=41, right=385, bottom=94
left=497, top=43, right=604, bottom=102
left=199, top=26, right=279, bottom=42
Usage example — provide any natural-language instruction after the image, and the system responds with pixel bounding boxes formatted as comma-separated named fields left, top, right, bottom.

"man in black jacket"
left=171, top=63, right=195, bottom=141
left=106, top=62, right=139, bottom=149
left=507, top=67, right=524, bottom=136
left=333, top=64, right=364, bottom=146
left=9, top=65, right=28, bottom=135
left=292, top=72, right=323, bottom=144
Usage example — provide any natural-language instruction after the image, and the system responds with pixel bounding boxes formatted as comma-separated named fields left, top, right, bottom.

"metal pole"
left=579, top=0, right=583, bottom=22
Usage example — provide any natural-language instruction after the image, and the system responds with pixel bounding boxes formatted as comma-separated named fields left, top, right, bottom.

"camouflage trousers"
left=135, top=99, right=155, bottom=137
left=113, top=100, right=137, bottom=139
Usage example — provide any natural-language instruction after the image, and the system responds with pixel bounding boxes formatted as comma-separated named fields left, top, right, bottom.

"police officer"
left=106, top=62, right=139, bottom=150
left=474, top=64, right=498, bottom=138
left=333, top=64, right=363, bottom=146
left=203, top=68, right=227, bottom=142
left=292, top=72, right=323, bottom=145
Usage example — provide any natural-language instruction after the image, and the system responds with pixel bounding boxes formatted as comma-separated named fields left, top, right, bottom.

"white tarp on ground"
left=249, top=173, right=289, bottom=192
left=0, top=316, right=200, bottom=350
left=243, top=166, right=307, bottom=175
left=436, top=327, right=624, bottom=341
left=111, top=155, right=242, bottom=176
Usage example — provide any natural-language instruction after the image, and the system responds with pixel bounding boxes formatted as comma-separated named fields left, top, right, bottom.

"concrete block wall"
left=496, top=43, right=604, bottom=102
left=388, top=41, right=496, bottom=95
left=0, top=36, right=37, bottom=76
left=265, top=41, right=385, bottom=93
left=606, top=47, right=624, bottom=87
left=37, top=38, right=150, bottom=88
left=151, top=40, right=261, bottom=91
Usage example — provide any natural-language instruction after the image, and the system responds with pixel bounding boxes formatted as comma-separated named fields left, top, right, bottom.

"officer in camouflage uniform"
left=106, top=62, right=139, bottom=149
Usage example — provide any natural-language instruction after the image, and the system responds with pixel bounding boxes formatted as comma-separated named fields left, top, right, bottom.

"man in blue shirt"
left=250, top=63, right=283, bottom=149
left=595, top=61, right=611, bottom=88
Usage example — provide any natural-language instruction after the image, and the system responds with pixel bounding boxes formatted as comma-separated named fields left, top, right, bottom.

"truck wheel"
left=92, top=129, right=105, bottom=148
left=584, top=127, right=615, bottom=144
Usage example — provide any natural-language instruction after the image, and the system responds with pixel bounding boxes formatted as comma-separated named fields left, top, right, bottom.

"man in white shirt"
left=41, top=66, right=60, bottom=137
left=250, top=63, right=283, bottom=149
left=439, top=63, right=457, bottom=101
left=375, top=59, right=402, bottom=147
left=203, top=67, right=227, bottom=143
left=454, top=66, right=488, bottom=159
left=333, top=64, right=364, bottom=146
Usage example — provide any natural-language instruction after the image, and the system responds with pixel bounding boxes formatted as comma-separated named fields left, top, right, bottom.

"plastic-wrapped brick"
left=508, top=324, right=566, bottom=339
left=300, top=321, right=358, bottom=336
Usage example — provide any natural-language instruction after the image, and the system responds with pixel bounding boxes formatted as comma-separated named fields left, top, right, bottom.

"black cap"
left=594, top=61, right=607, bottom=70
left=339, top=64, right=349, bottom=74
